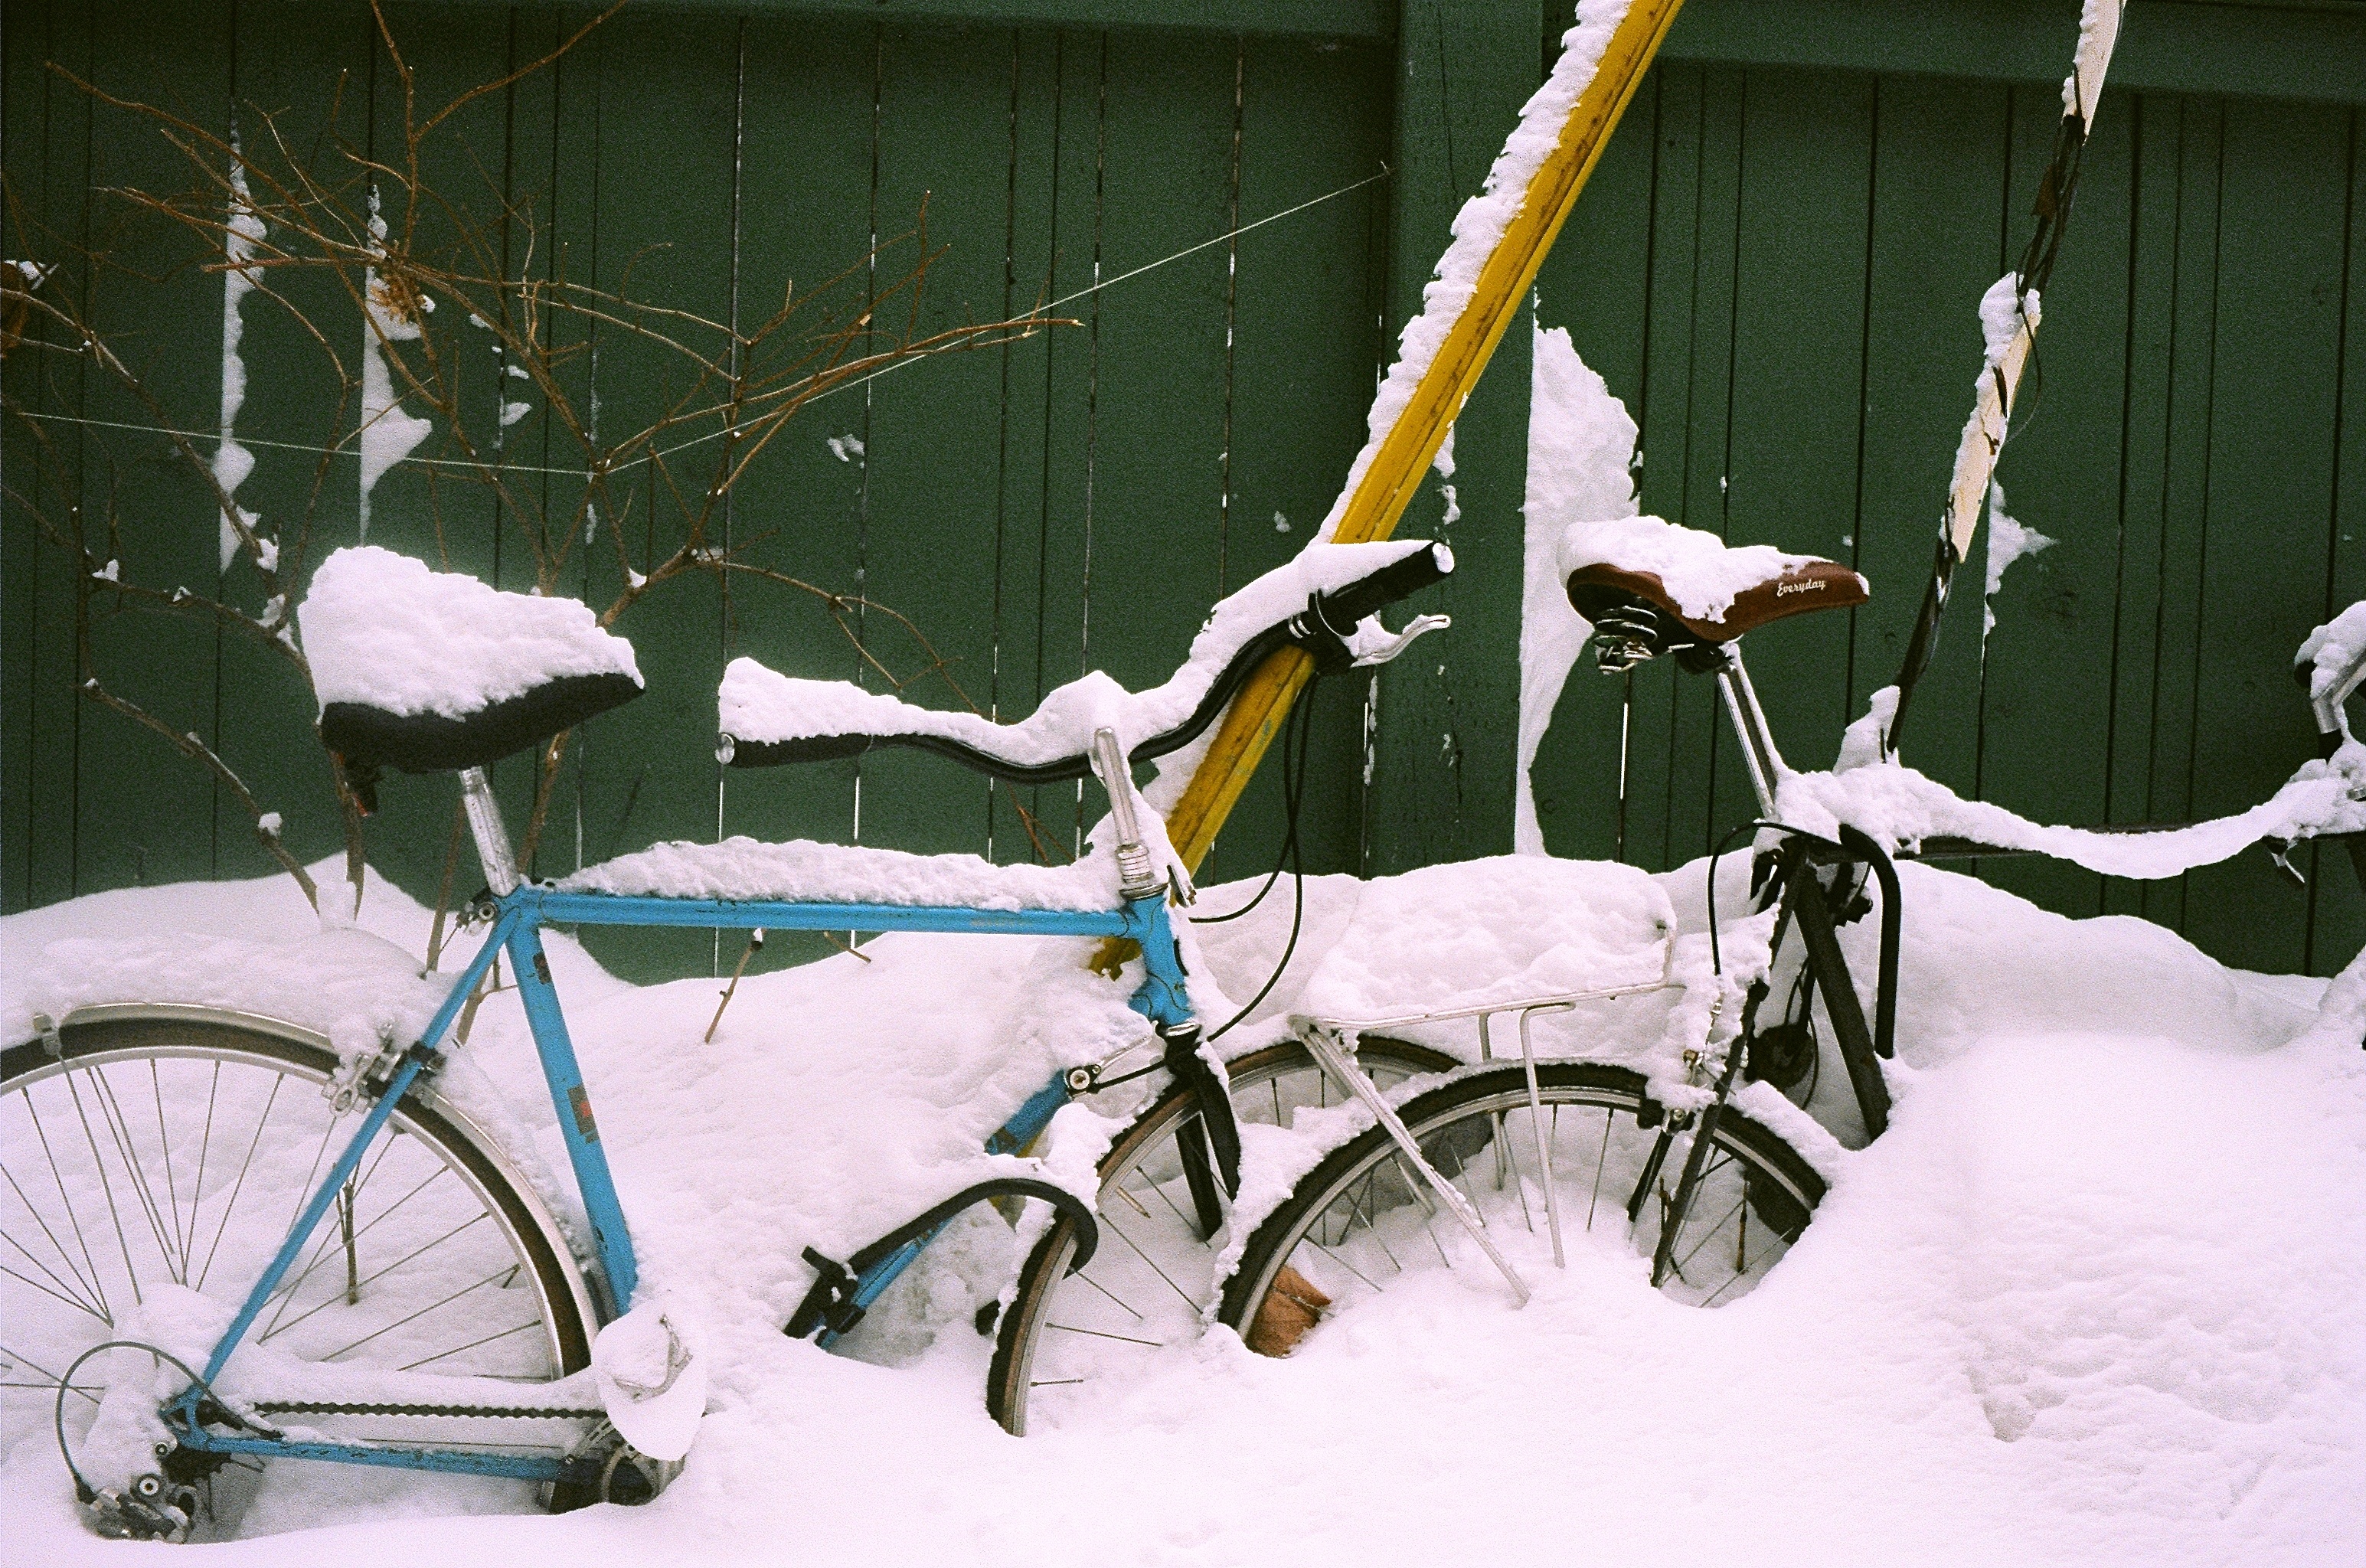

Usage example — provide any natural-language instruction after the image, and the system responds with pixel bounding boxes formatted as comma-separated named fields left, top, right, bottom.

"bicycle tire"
left=1217, top=1061, right=1824, bottom=1352
left=986, top=1036, right=1455, bottom=1436
left=1, top=1008, right=595, bottom=1534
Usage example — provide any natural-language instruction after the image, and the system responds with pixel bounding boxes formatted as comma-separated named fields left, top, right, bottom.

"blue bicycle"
left=2, top=538, right=1453, bottom=1539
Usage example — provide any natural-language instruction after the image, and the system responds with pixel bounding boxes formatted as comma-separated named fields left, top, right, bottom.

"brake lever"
left=1349, top=612, right=1451, bottom=668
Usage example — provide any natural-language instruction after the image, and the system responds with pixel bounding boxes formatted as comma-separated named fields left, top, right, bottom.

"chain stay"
left=249, top=1400, right=602, bottom=1419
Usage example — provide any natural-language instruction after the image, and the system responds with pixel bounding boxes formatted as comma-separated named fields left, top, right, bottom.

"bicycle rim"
left=1, top=1014, right=593, bottom=1536
left=987, top=1037, right=1454, bottom=1436
left=1219, top=1062, right=1824, bottom=1353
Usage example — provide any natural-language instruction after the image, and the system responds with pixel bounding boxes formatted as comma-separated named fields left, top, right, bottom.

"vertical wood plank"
left=719, top=13, right=876, bottom=969
left=1031, top=28, right=1109, bottom=857
left=1219, top=31, right=1392, bottom=883
left=2138, top=98, right=2224, bottom=936
left=860, top=19, right=1030, bottom=859
left=2181, top=96, right=2351, bottom=973
left=1661, top=63, right=1744, bottom=864
left=2308, top=105, right=2364, bottom=974
left=1362, top=0, right=1543, bottom=875
left=983, top=30, right=1061, bottom=866
left=1720, top=65, right=1873, bottom=789
left=561, top=7, right=742, bottom=978
left=73, top=0, right=237, bottom=893
left=1616, top=60, right=1707, bottom=871
left=5, top=0, right=94, bottom=910
left=1851, top=73, right=2014, bottom=802
left=2101, top=91, right=2183, bottom=921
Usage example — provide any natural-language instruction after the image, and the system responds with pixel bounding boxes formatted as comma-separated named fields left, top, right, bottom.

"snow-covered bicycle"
left=2, top=535, right=1460, bottom=1538
left=1208, top=512, right=2366, bottom=1364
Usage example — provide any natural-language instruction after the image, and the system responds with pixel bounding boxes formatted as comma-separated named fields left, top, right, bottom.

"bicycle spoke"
left=150, top=1061, right=186, bottom=1281
left=90, top=1066, right=186, bottom=1285
left=1699, top=1232, right=1789, bottom=1308
left=264, top=1145, right=432, bottom=1334
left=1585, top=1106, right=1614, bottom=1230
left=1, top=1261, right=108, bottom=1320
left=1070, top=1268, right=1145, bottom=1322
left=61, top=1066, right=145, bottom=1308
left=0, top=1341, right=102, bottom=1405
left=1043, top=1322, right=1163, bottom=1350
left=2, top=1162, right=109, bottom=1317
left=18, top=1092, right=113, bottom=1323
left=197, top=1075, right=283, bottom=1293
left=263, top=1212, right=491, bottom=1346
left=1130, top=1167, right=1199, bottom=1230
left=1100, top=1217, right=1196, bottom=1310
left=275, top=1108, right=349, bottom=1276
left=1228, top=1073, right=1821, bottom=1356
left=391, top=1315, right=544, bottom=1373
left=1667, top=1193, right=1749, bottom=1279
left=184, top=1061, right=221, bottom=1276
left=324, top=1263, right=510, bottom=1363
left=1304, top=1236, right=1381, bottom=1293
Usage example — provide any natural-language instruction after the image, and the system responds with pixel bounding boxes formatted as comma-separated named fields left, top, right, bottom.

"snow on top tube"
left=299, top=546, right=642, bottom=719
left=718, top=538, right=1439, bottom=763
left=558, top=835, right=1116, bottom=912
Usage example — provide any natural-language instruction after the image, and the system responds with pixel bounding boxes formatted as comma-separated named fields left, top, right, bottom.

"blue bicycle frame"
left=167, top=824, right=1199, bottom=1488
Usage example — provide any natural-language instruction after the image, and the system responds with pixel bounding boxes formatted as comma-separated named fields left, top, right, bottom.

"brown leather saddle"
left=1566, top=547, right=1865, bottom=665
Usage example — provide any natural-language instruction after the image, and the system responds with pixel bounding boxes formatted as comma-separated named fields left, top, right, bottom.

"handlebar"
left=1312, top=541, right=1455, bottom=632
left=725, top=541, right=1456, bottom=783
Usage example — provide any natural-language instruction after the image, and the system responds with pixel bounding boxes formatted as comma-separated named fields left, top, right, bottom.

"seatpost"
left=2310, top=642, right=2366, bottom=755
left=1711, top=644, right=1787, bottom=818
left=1092, top=729, right=1162, bottom=900
left=457, top=766, right=522, bottom=897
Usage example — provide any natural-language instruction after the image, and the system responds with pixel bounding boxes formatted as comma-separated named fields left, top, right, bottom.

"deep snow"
left=5, top=840, right=2361, bottom=1566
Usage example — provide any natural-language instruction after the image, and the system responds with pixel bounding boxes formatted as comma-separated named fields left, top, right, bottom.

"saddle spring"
left=1591, top=603, right=1667, bottom=673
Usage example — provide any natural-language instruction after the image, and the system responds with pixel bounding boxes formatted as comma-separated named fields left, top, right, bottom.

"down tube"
left=507, top=921, right=637, bottom=1316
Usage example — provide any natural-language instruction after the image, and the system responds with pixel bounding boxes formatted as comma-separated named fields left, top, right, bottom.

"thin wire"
left=1704, top=818, right=1833, bottom=976
left=54, top=1338, right=257, bottom=1504
left=1208, top=679, right=1319, bottom=1041
left=14, top=165, right=1394, bottom=486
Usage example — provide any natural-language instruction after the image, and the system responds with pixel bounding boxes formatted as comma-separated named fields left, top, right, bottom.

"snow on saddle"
left=299, top=547, right=643, bottom=784
left=1561, top=514, right=1865, bottom=654
left=716, top=539, right=1450, bottom=783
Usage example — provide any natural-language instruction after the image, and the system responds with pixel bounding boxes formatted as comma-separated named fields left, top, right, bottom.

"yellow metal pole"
left=1162, top=0, right=1685, bottom=874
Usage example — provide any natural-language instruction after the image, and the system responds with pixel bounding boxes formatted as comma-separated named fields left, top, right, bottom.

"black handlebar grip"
left=1313, top=541, right=1455, bottom=629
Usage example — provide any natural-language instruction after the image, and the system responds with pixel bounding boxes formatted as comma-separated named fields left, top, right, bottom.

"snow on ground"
left=4, top=847, right=2363, bottom=1566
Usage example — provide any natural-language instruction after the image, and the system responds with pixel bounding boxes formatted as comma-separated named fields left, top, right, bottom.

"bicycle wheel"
left=987, top=1036, right=1455, bottom=1435
left=1218, top=1061, right=1824, bottom=1352
left=1, top=1008, right=595, bottom=1535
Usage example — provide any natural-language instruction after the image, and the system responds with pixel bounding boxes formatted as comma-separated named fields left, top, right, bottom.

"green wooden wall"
left=7, top=0, right=2366, bottom=981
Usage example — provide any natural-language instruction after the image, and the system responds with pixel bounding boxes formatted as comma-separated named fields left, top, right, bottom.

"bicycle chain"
left=249, top=1400, right=601, bottom=1420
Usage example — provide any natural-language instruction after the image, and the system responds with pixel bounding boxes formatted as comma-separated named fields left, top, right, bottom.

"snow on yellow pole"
left=1883, top=0, right=2123, bottom=753
left=1161, top=0, right=1685, bottom=874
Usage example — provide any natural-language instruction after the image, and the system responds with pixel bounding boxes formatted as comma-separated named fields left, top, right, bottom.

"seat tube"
left=505, top=920, right=637, bottom=1317
left=459, top=766, right=521, bottom=896
left=1135, top=898, right=1194, bottom=1030
left=1714, top=645, right=1786, bottom=818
